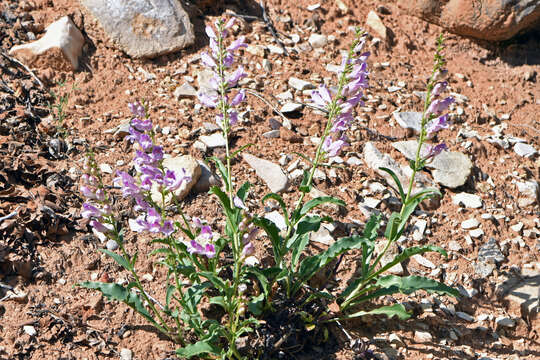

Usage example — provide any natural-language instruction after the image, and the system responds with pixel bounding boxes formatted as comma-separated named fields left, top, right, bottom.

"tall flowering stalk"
left=198, top=18, right=247, bottom=203
left=339, top=35, right=457, bottom=312
left=197, top=18, right=254, bottom=359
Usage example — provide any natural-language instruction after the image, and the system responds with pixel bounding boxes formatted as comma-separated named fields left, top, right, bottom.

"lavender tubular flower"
left=424, top=143, right=448, bottom=159
left=426, top=114, right=450, bottom=137
left=81, top=203, right=102, bottom=219
left=427, top=96, right=454, bottom=115
left=431, top=81, right=448, bottom=97
left=128, top=101, right=145, bottom=118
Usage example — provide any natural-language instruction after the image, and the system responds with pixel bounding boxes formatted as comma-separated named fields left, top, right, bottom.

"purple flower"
left=426, top=114, right=450, bottom=137
left=427, top=96, right=454, bottom=115
left=90, top=219, right=112, bottom=234
left=431, top=81, right=448, bottom=97
left=138, top=133, right=154, bottom=151
left=82, top=203, right=102, bottom=219
left=81, top=185, right=97, bottom=199
left=322, top=135, right=348, bottom=157
left=201, top=52, right=217, bottom=68
left=228, top=66, right=247, bottom=87
left=242, top=242, right=255, bottom=257
left=198, top=92, right=218, bottom=108
left=164, top=169, right=190, bottom=192
left=223, top=17, right=235, bottom=30
left=230, top=90, right=246, bottom=106
left=114, top=171, right=141, bottom=197
left=187, top=240, right=216, bottom=258
left=160, top=220, right=174, bottom=236
left=129, top=216, right=147, bottom=232
left=131, top=118, right=152, bottom=132
left=311, top=85, right=332, bottom=108
left=223, top=52, right=234, bottom=67
left=227, top=36, right=247, bottom=52
left=424, top=143, right=448, bottom=159
left=199, top=225, right=213, bottom=240
left=192, top=217, right=202, bottom=227
left=233, top=196, right=247, bottom=210
left=242, top=227, right=258, bottom=245
left=95, top=188, right=105, bottom=202
left=205, top=25, right=216, bottom=39
left=331, top=112, right=353, bottom=133
left=128, top=101, right=145, bottom=118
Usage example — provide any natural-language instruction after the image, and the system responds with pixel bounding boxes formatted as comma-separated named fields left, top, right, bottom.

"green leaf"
left=247, top=293, right=265, bottom=316
left=98, top=249, right=131, bottom=270
left=199, top=272, right=227, bottom=292
left=299, top=170, right=312, bottom=193
left=184, top=283, right=212, bottom=314
left=246, top=267, right=280, bottom=297
left=165, top=285, right=175, bottom=309
left=298, top=235, right=369, bottom=284
left=299, top=196, right=345, bottom=219
left=231, top=143, right=254, bottom=158
left=176, top=339, right=221, bottom=358
left=77, top=281, right=156, bottom=325
left=209, top=186, right=232, bottom=215
left=376, top=275, right=459, bottom=297
left=287, top=215, right=322, bottom=250
left=252, top=217, right=283, bottom=261
left=342, top=304, right=410, bottom=320
left=384, top=212, right=401, bottom=241
left=236, top=181, right=251, bottom=202
left=377, top=245, right=447, bottom=276
left=209, top=157, right=229, bottom=191
left=291, top=233, right=310, bottom=269
left=209, top=296, right=227, bottom=311
left=379, top=167, right=406, bottom=202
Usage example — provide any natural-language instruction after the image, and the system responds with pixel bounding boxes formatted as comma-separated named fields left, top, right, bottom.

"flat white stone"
left=461, top=218, right=479, bottom=230
left=452, top=193, right=483, bottom=208
left=9, top=16, right=84, bottom=70
left=243, top=153, right=288, bottom=193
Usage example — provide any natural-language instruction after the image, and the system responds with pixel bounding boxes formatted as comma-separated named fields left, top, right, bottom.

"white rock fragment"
left=513, top=143, right=537, bottom=157
left=243, top=153, right=289, bottom=193
left=414, top=330, right=432, bottom=343
left=120, top=348, right=133, bottom=360
left=9, top=16, right=84, bottom=70
left=280, top=102, right=303, bottom=113
left=99, top=163, right=113, bottom=174
left=469, top=228, right=484, bottom=239
left=200, top=133, right=226, bottom=148
left=308, top=33, right=328, bottom=48
left=516, top=180, right=539, bottom=206
left=366, top=10, right=389, bottom=43
left=264, top=210, right=287, bottom=231
left=23, top=325, right=37, bottom=337
left=495, top=316, right=515, bottom=328
left=288, top=77, right=314, bottom=91
left=393, top=112, right=422, bottom=133
left=412, top=254, right=436, bottom=269
left=452, top=193, right=483, bottom=209
left=456, top=311, right=474, bottom=322
left=461, top=218, right=480, bottom=230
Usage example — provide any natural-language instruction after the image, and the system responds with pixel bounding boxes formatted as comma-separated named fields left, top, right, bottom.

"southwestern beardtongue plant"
left=77, top=21, right=460, bottom=359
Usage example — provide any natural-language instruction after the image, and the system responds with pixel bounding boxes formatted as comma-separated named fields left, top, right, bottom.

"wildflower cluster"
left=198, top=18, right=247, bottom=131
left=78, top=21, right=460, bottom=360
left=114, top=101, right=190, bottom=236
left=311, top=31, right=370, bottom=158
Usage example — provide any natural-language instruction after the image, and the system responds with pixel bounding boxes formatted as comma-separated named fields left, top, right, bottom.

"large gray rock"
left=401, top=0, right=540, bottom=41
left=80, top=0, right=195, bottom=58
left=392, top=140, right=473, bottom=188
